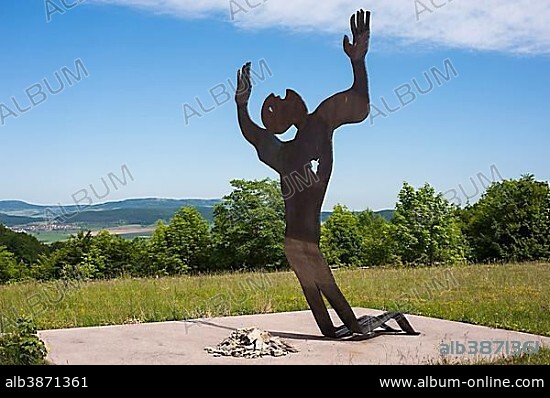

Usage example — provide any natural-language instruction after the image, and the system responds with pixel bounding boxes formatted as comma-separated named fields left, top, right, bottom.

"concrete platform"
left=39, top=309, right=550, bottom=365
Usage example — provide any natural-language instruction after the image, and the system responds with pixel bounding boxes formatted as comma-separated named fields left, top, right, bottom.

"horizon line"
left=0, top=197, right=395, bottom=213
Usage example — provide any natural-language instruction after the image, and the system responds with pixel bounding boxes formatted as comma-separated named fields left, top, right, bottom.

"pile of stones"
left=205, top=328, right=298, bottom=359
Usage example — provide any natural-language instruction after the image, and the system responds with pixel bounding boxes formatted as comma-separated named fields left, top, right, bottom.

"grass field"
left=31, top=230, right=80, bottom=243
left=0, top=262, right=548, bottom=363
left=91, top=225, right=155, bottom=239
left=31, top=225, right=155, bottom=243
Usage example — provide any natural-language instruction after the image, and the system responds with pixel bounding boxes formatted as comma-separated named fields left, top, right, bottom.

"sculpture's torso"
left=278, top=115, right=334, bottom=243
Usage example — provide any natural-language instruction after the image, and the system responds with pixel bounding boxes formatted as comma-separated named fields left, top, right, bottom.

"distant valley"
left=0, top=199, right=394, bottom=242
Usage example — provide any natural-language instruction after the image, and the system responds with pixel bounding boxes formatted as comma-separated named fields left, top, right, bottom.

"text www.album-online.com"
left=379, top=376, right=544, bottom=389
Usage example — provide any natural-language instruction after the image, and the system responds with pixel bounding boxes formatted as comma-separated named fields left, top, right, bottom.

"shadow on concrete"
left=180, top=319, right=417, bottom=342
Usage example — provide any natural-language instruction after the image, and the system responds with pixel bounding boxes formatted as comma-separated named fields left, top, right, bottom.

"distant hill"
left=59, top=207, right=217, bottom=226
left=321, top=209, right=395, bottom=223
left=376, top=209, right=395, bottom=221
left=0, top=198, right=222, bottom=227
left=0, top=200, right=46, bottom=212
left=0, top=198, right=220, bottom=215
left=0, top=224, right=49, bottom=263
left=52, top=198, right=222, bottom=225
left=0, top=199, right=394, bottom=227
left=85, top=198, right=222, bottom=211
left=0, top=213, right=40, bottom=226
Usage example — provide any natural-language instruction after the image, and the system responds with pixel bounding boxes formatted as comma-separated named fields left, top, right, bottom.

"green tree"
left=0, top=246, right=19, bottom=283
left=149, top=208, right=210, bottom=275
left=126, top=237, right=153, bottom=277
left=39, top=231, right=95, bottom=279
left=463, top=175, right=550, bottom=262
left=148, top=221, right=174, bottom=275
left=166, top=207, right=210, bottom=272
left=0, top=225, right=48, bottom=265
left=357, top=210, right=394, bottom=266
left=211, top=179, right=286, bottom=270
left=320, top=205, right=363, bottom=267
left=88, top=231, right=133, bottom=279
left=30, top=254, right=57, bottom=281
left=392, top=182, right=467, bottom=266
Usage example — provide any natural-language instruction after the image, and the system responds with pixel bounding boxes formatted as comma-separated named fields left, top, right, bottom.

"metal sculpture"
left=236, top=9, right=418, bottom=338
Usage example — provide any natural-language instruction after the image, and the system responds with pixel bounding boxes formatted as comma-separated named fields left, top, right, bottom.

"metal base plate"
left=334, top=312, right=420, bottom=339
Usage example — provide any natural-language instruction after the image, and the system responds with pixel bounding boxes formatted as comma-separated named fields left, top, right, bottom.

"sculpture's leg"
left=311, top=248, right=362, bottom=334
left=296, top=277, right=337, bottom=337
left=285, top=238, right=362, bottom=337
left=285, top=238, right=336, bottom=337
left=315, top=272, right=363, bottom=334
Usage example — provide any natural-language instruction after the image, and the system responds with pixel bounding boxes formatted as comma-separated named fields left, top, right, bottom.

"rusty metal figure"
left=236, top=10, right=417, bottom=338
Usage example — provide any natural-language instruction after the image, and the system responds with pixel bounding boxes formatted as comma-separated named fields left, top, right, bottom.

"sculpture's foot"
left=330, top=312, right=420, bottom=339
left=332, top=325, right=354, bottom=339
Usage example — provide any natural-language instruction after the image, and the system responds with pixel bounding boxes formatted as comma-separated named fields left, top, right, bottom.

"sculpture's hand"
left=343, top=9, right=370, bottom=61
left=235, top=62, right=252, bottom=106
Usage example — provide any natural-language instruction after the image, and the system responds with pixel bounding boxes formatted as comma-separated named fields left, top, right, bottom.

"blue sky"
left=1, top=0, right=549, bottom=211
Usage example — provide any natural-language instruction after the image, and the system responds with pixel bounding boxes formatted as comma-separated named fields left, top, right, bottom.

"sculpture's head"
left=262, top=89, right=308, bottom=134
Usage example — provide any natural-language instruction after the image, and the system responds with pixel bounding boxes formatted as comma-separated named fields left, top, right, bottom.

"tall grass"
left=0, top=263, right=548, bottom=337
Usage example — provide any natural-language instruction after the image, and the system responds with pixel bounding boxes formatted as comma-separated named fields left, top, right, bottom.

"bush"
left=0, top=225, right=49, bottom=265
left=357, top=210, right=395, bottom=266
left=321, top=207, right=395, bottom=267
left=391, top=182, right=467, bottom=266
left=0, top=318, right=48, bottom=365
left=463, top=175, right=550, bottom=262
left=149, top=208, right=211, bottom=275
left=0, top=246, right=19, bottom=283
left=321, top=205, right=364, bottom=267
left=211, top=179, right=287, bottom=270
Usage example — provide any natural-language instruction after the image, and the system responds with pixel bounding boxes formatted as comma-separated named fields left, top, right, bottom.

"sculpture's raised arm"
left=235, top=63, right=283, bottom=172
left=314, top=10, right=371, bottom=130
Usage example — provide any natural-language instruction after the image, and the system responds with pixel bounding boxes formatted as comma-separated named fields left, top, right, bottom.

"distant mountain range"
left=0, top=199, right=394, bottom=227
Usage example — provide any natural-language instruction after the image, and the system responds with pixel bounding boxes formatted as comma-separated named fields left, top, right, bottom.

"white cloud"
left=88, top=0, right=550, bottom=54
